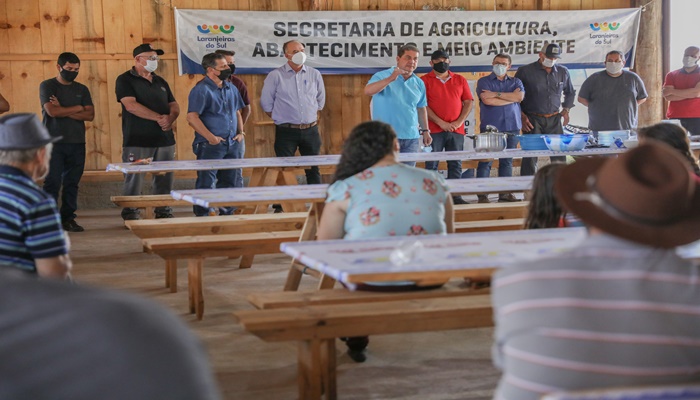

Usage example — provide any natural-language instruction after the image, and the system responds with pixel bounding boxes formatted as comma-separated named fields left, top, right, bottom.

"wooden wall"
left=0, top=0, right=637, bottom=171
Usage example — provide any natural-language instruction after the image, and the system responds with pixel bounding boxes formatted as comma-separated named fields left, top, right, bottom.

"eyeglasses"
left=138, top=56, right=160, bottom=61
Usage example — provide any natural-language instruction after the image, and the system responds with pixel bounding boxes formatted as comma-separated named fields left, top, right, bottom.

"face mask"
left=542, top=58, right=556, bottom=68
left=605, top=61, right=623, bottom=75
left=683, top=56, right=698, bottom=69
left=217, top=68, right=232, bottom=81
left=144, top=59, right=158, bottom=72
left=227, top=63, right=236, bottom=74
left=291, top=52, right=307, bottom=65
left=432, top=61, right=449, bottom=74
left=492, top=64, right=508, bottom=76
left=59, top=68, right=78, bottom=82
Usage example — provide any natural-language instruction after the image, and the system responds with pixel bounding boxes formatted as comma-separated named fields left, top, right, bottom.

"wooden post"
left=634, top=0, right=664, bottom=126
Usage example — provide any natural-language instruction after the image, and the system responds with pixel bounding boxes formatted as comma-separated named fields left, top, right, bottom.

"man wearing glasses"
left=115, top=44, right=180, bottom=220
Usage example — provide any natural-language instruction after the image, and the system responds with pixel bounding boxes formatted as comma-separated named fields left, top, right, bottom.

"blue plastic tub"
left=517, top=135, right=549, bottom=150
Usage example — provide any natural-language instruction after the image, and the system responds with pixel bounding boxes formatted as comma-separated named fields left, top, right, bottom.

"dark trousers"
left=192, top=137, right=244, bottom=216
left=520, top=114, right=566, bottom=176
left=424, top=131, right=464, bottom=180
left=679, top=118, right=700, bottom=136
left=274, top=125, right=321, bottom=184
left=43, top=143, right=85, bottom=222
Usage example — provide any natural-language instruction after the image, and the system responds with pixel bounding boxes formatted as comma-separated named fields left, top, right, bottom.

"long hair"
left=333, top=121, right=396, bottom=182
left=524, top=163, right=567, bottom=229
left=637, top=123, right=700, bottom=176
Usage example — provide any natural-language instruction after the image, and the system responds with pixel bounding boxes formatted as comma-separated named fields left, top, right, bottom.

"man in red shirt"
left=421, top=50, right=473, bottom=204
left=663, top=46, right=700, bottom=135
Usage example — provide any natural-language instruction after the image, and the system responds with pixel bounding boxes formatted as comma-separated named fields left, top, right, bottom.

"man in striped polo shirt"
left=0, top=113, right=71, bottom=279
left=493, top=142, right=700, bottom=399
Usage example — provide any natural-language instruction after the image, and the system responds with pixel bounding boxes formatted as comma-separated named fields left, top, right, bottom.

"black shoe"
left=273, top=204, right=284, bottom=213
left=498, top=193, right=521, bottom=202
left=62, top=220, right=84, bottom=232
left=452, top=196, right=468, bottom=205
left=347, top=349, right=367, bottom=363
left=155, top=212, right=174, bottom=219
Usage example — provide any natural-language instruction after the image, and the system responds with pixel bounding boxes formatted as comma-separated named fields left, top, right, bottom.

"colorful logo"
left=197, top=24, right=234, bottom=34
left=590, top=22, right=621, bottom=31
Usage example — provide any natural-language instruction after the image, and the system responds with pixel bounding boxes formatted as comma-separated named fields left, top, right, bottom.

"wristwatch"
left=420, top=129, right=430, bottom=133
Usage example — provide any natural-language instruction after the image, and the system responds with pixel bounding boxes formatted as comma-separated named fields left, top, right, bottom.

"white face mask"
left=492, top=64, right=508, bottom=76
left=683, top=56, right=698, bottom=69
left=291, top=52, right=307, bottom=66
left=542, top=58, right=556, bottom=68
left=144, top=59, right=158, bottom=72
left=605, top=61, right=624, bottom=75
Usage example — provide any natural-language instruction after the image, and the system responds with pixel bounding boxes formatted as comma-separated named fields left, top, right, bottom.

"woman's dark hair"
left=637, top=123, right=700, bottom=176
left=524, top=163, right=567, bottom=229
left=333, top=121, right=396, bottom=182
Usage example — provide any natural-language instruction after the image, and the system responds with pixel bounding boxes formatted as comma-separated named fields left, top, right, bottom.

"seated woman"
left=523, top=163, right=582, bottom=229
left=317, top=120, right=455, bottom=362
left=637, top=122, right=700, bottom=176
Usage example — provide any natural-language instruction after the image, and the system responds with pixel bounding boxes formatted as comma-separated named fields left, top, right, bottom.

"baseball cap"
left=133, top=44, right=164, bottom=58
left=544, top=43, right=562, bottom=59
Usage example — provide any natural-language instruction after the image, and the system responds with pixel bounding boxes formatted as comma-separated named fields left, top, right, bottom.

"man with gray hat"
left=115, top=44, right=180, bottom=220
left=515, top=43, right=575, bottom=175
left=0, top=113, right=72, bottom=279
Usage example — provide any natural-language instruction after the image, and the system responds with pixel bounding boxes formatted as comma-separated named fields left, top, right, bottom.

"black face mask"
left=217, top=68, right=232, bottom=81
left=60, top=68, right=78, bottom=82
left=432, top=61, right=449, bottom=74
left=227, top=63, right=236, bottom=74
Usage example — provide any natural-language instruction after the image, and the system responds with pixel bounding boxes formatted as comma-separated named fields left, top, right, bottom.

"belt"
left=528, top=112, right=561, bottom=118
left=277, top=121, right=318, bottom=130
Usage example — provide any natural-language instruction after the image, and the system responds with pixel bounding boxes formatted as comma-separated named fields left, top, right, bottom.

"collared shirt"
left=0, top=166, right=67, bottom=274
left=39, top=78, right=93, bottom=144
left=476, top=73, right=525, bottom=132
left=578, top=70, right=648, bottom=131
left=368, top=68, right=428, bottom=139
left=421, top=71, right=473, bottom=135
left=187, top=77, right=245, bottom=145
left=260, top=63, right=326, bottom=125
left=493, top=233, right=700, bottom=400
left=664, top=67, right=700, bottom=118
left=115, top=68, right=177, bottom=148
left=515, top=60, right=575, bottom=115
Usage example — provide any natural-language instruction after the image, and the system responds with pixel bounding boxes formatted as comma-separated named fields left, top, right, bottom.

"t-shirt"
left=0, top=269, right=221, bottom=400
left=326, top=163, right=448, bottom=239
left=115, top=68, right=176, bottom=148
left=368, top=68, right=427, bottom=139
left=420, top=71, right=473, bottom=135
left=229, top=75, right=250, bottom=105
left=39, top=78, right=93, bottom=144
left=578, top=70, right=648, bottom=131
left=0, top=166, right=67, bottom=274
left=664, top=67, right=700, bottom=119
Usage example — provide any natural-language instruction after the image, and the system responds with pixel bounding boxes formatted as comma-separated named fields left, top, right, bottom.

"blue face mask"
left=492, top=64, right=507, bottom=76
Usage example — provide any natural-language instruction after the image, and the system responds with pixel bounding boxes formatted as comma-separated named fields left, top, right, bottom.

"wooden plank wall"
left=0, top=0, right=634, bottom=172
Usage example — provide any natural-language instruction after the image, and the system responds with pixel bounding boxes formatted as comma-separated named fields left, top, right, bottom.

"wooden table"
left=280, top=228, right=700, bottom=289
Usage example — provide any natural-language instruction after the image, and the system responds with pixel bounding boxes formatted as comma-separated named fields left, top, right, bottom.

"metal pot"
left=465, top=133, right=507, bottom=152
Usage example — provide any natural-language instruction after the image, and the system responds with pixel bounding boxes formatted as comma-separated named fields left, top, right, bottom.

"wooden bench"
left=111, top=194, right=192, bottom=219
left=453, top=201, right=527, bottom=222
left=415, top=158, right=523, bottom=170
left=234, top=287, right=493, bottom=400
left=454, top=218, right=524, bottom=233
left=143, top=231, right=301, bottom=320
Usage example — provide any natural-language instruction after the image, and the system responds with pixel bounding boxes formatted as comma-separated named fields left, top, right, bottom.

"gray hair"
left=0, top=144, right=50, bottom=165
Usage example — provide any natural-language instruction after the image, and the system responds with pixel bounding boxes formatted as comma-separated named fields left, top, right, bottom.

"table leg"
left=284, top=203, right=322, bottom=291
left=166, top=259, right=178, bottom=293
left=298, top=338, right=336, bottom=400
left=187, top=258, right=204, bottom=320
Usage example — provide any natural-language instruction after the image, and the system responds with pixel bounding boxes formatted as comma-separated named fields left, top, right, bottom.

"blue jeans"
left=398, top=138, right=420, bottom=167
left=43, top=143, right=85, bottom=222
left=424, top=131, right=464, bottom=180
left=192, top=137, right=245, bottom=216
left=475, top=133, right=520, bottom=178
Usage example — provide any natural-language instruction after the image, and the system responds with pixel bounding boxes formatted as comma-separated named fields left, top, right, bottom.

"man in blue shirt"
left=365, top=44, right=431, bottom=166
left=186, top=53, right=245, bottom=216
left=474, top=54, right=525, bottom=203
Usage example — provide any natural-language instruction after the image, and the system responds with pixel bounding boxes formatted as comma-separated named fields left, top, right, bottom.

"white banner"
left=175, top=8, right=641, bottom=75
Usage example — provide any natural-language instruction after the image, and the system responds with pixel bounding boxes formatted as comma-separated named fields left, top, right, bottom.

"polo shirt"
left=229, top=75, right=250, bottom=105
left=476, top=73, right=525, bottom=132
left=368, top=68, right=427, bottom=139
left=515, top=60, right=575, bottom=115
left=421, top=71, right=473, bottom=135
left=664, top=67, right=700, bottom=118
left=115, top=68, right=176, bottom=148
left=0, top=166, right=67, bottom=275
left=578, top=70, right=648, bottom=131
left=39, top=78, right=93, bottom=144
left=187, top=77, right=245, bottom=145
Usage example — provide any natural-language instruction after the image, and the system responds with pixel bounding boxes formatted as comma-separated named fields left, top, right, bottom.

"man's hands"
left=561, top=111, right=570, bottom=126
left=49, top=95, right=62, bottom=107
left=521, top=113, right=534, bottom=132
left=156, top=114, right=172, bottom=131
left=234, top=133, right=245, bottom=143
left=207, top=136, right=225, bottom=145
left=422, top=131, right=433, bottom=146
